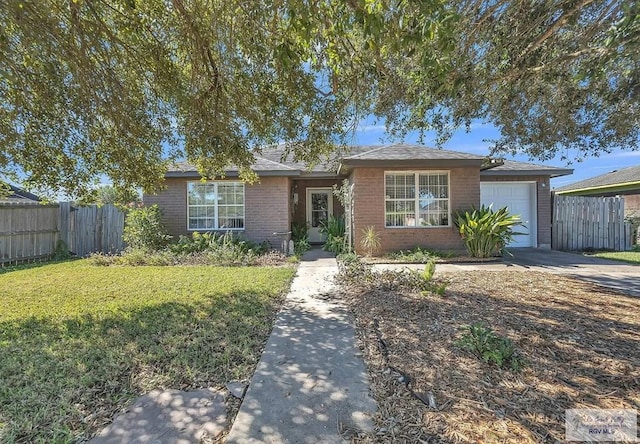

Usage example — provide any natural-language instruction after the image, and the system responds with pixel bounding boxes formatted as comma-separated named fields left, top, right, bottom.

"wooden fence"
left=0, top=202, right=125, bottom=264
left=552, top=195, right=633, bottom=251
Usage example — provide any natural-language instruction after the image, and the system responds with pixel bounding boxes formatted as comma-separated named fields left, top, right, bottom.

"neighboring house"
left=143, top=144, right=572, bottom=254
left=0, top=184, right=41, bottom=203
left=555, top=165, right=640, bottom=218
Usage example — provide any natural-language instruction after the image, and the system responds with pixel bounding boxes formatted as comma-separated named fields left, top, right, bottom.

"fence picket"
left=0, top=202, right=125, bottom=264
left=552, top=195, right=632, bottom=251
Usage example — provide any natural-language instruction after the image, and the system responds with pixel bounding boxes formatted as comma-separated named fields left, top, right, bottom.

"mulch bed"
left=336, top=271, right=640, bottom=443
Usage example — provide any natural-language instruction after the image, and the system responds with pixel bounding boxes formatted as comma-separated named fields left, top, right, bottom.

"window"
left=187, top=182, right=244, bottom=230
left=385, top=172, right=449, bottom=227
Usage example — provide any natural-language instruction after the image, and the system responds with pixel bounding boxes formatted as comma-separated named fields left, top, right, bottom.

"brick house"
left=143, top=144, right=572, bottom=254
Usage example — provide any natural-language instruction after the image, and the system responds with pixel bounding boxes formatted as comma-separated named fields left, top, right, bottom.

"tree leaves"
left=0, top=0, right=637, bottom=197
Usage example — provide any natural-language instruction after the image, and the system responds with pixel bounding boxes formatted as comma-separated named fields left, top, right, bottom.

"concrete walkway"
left=226, top=249, right=376, bottom=444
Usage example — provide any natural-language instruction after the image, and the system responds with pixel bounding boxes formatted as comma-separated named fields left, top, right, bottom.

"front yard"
left=0, top=260, right=295, bottom=443
left=339, top=270, right=640, bottom=443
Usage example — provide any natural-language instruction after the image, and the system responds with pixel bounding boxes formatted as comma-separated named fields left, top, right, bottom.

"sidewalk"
left=226, top=249, right=376, bottom=443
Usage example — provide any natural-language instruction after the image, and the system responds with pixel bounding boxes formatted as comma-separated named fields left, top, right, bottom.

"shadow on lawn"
left=0, top=290, right=280, bottom=443
left=345, top=273, right=640, bottom=443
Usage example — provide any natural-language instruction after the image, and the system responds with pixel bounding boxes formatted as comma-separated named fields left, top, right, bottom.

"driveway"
left=505, top=248, right=640, bottom=297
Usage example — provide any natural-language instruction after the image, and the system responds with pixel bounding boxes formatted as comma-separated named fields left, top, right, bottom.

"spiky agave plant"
left=454, top=205, right=525, bottom=258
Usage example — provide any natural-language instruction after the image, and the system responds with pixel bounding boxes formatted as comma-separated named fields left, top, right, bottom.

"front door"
left=306, top=188, right=333, bottom=243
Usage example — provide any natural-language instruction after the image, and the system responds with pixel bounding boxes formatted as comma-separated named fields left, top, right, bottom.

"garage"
left=480, top=182, right=537, bottom=247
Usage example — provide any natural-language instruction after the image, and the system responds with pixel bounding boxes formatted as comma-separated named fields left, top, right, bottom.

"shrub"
left=52, top=239, right=71, bottom=260
left=454, top=205, right=524, bottom=258
left=320, top=215, right=347, bottom=254
left=336, top=255, right=446, bottom=294
left=291, top=222, right=311, bottom=257
left=123, top=205, right=171, bottom=251
left=359, top=226, right=381, bottom=256
left=386, top=247, right=454, bottom=263
left=457, top=323, right=524, bottom=371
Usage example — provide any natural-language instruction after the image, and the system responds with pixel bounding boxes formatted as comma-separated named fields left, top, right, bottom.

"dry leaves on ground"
left=338, top=271, right=640, bottom=443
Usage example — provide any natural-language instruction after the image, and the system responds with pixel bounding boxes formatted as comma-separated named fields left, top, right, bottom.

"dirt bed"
left=337, top=271, right=640, bottom=443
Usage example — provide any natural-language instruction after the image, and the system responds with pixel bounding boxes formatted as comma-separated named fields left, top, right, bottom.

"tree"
left=75, top=185, right=140, bottom=208
left=1, top=1, right=637, bottom=197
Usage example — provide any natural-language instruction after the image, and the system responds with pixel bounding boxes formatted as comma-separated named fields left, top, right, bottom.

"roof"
left=166, top=155, right=299, bottom=178
left=166, top=144, right=569, bottom=178
left=481, top=159, right=573, bottom=178
left=555, top=165, right=640, bottom=194
left=0, top=184, right=41, bottom=202
left=340, top=144, right=484, bottom=168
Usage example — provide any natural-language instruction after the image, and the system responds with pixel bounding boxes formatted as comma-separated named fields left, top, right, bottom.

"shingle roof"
left=481, top=159, right=573, bottom=178
left=166, top=155, right=298, bottom=177
left=344, top=144, right=485, bottom=161
left=166, top=144, right=570, bottom=178
left=555, top=165, right=640, bottom=192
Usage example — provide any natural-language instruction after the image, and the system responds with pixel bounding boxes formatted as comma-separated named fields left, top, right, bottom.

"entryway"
left=306, top=188, right=333, bottom=243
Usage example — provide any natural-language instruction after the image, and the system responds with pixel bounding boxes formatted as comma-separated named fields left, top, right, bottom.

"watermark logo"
left=566, top=409, right=637, bottom=442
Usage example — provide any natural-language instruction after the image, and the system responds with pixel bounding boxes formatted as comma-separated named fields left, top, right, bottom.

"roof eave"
left=481, top=169, right=573, bottom=178
left=341, top=159, right=484, bottom=168
left=555, top=181, right=640, bottom=195
left=166, top=170, right=301, bottom=178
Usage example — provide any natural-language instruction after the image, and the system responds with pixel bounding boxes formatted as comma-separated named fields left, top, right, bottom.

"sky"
left=350, top=118, right=640, bottom=190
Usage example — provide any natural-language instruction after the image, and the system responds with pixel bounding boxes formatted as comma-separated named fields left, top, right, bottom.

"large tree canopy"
left=0, top=0, right=638, bottom=197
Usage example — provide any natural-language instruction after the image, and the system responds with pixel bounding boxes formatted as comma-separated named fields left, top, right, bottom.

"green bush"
left=386, top=247, right=454, bottom=263
left=123, top=205, right=171, bottom=251
left=320, top=215, right=347, bottom=254
left=454, top=205, right=524, bottom=258
left=457, top=323, right=524, bottom=371
left=291, top=222, right=311, bottom=257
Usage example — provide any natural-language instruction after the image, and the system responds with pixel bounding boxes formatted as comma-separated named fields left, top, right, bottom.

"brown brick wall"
left=291, top=178, right=344, bottom=226
left=625, top=194, right=640, bottom=218
left=143, top=177, right=291, bottom=246
left=351, top=167, right=480, bottom=254
left=480, top=175, right=551, bottom=248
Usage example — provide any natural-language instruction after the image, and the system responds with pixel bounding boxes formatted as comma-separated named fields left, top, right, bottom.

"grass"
left=589, top=249, right=640, bottom=264
left=0, top=260, right=295, bottom=443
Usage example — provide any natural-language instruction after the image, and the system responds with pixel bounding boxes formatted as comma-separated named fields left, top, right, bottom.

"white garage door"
left=480, top=182, right=536, bottom=248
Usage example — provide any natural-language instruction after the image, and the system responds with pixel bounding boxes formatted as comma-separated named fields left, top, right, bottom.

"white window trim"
left=384, top=170, right=451, bottom=228
left=186, top=181, right=245, bottom=231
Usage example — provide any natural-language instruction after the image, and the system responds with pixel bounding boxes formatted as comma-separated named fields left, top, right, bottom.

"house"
left=555, top=165, right=640, bottom=218
left=143, top=144, right=572, bottom=254
left=0, top=184, right=41, bottom=203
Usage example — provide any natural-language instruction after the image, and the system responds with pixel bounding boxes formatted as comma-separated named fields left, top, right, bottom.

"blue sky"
left=350, top=119, right=640, bottom=189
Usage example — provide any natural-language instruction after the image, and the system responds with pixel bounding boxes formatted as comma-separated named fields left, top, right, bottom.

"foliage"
left=454, top=205, right=524, bottom=258
left=360, top=226, right=381, bottom=257
left=291, top=222, right=311, bottom=257
left=457, top=323, right=524, bottom=372
left=76, top=185, right=141, bottom=209
left=51, top=239, right=71, bottom=261
left=0, top=260, right=294, bottom=442
left=385, top=246, right=455, bottom=263
left=93, top=231, right=278, bottom=267
left=3, top=1, right=636, bottom=196
left=0, top=181, right=12, bottom=199
left=336, top=254, right=446, bottom=295
left=320, top=215, right=347, bottom=254
left=122, top=205, right=172, bottom=251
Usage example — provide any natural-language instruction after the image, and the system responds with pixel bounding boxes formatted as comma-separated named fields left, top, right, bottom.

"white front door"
left=480, top=182, right=537, bottom=247
left=306, top=188, right=333, bottom=243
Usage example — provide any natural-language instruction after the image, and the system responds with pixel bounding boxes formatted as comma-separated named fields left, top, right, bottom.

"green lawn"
left=590, top=250, right=640, bottom=264
left=0, top=260, right=295, bottom=443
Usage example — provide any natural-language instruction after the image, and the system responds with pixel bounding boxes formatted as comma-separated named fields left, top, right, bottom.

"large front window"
left=385, top=172, right=449, bottom=227
left=187, top=182, right=244, bottom=230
